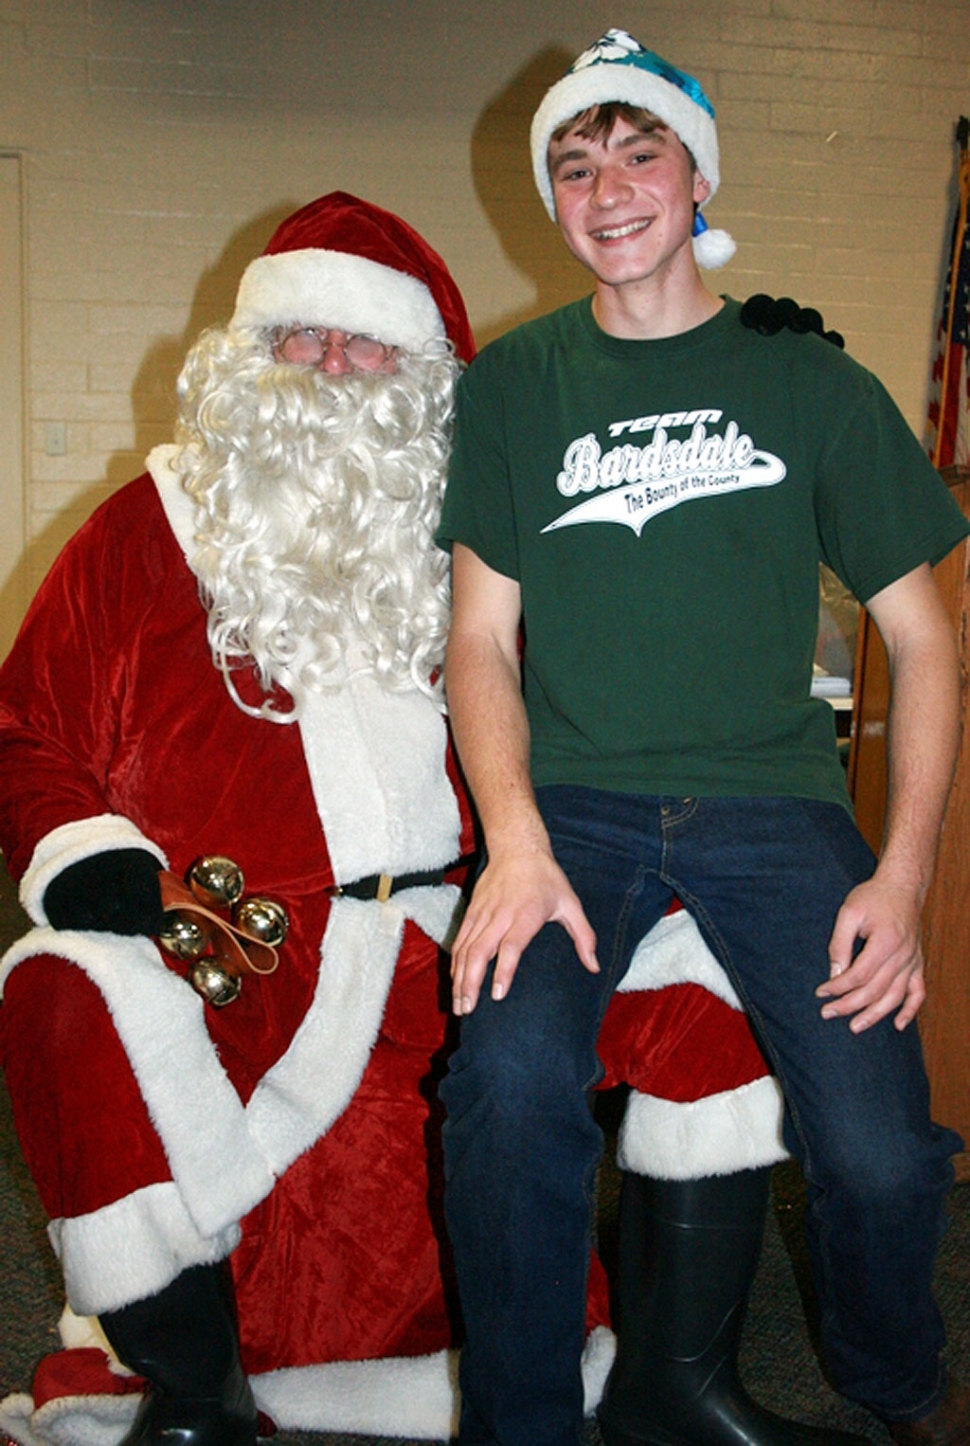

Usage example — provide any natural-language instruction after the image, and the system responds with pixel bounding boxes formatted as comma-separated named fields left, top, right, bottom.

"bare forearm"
left=445, top=627, right=598, bottom=1008
left=820, top=563, right=961, bottom=1030
left=444, top=628, right=550, bottom=859
left=877, top=615, right=961, bottom=898
left=443, top=545, right=599, bottom=1009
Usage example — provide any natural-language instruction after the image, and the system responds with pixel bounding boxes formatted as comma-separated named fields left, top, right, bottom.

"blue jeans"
left=440, top=788, right=961, bottom=1445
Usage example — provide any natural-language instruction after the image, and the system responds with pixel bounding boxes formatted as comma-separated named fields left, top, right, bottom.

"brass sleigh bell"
left=157, top=906, right=242, bottom=1007
left=232, top=896, right=289, bottom=947
left=156, top=856, right=287, bottom=1008
left=156, top=911, right=210, bottom=963
left=186, top=855, right=245, bottom=909
left=188, top=958, right=243, bottom=1008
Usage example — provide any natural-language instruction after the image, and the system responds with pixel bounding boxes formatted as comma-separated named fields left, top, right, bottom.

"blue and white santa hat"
left=530, top=28, right=736, bottom=270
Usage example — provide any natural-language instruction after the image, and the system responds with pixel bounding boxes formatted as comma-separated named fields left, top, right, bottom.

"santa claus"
left=0, top=193, right=788, bottom=1446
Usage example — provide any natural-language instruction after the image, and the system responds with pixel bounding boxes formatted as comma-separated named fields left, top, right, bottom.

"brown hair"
left=550, top=103, right=697, bottom=172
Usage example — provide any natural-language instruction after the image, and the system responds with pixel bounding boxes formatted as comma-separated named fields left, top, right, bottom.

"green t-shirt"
left=437, top=298, right=968, bottom=807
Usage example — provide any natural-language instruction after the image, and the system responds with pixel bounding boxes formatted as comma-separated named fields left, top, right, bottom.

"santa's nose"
left=318, top=334, right=354, bottom=374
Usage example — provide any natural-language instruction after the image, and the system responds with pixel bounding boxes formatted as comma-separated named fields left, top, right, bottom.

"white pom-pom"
left=692, top=227, right=737, bottom=270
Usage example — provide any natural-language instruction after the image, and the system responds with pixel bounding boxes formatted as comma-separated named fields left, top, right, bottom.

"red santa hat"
left=232, top=191, right=475, bottom=363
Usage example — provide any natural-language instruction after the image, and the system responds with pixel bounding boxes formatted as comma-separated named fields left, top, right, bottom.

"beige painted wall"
left=0, top=0, right=968, bottom=626
left=0, top=153, right=26, bottom=660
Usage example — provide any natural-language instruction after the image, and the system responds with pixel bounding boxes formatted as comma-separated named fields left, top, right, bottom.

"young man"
left=437, top=28, right=970, bottom=1446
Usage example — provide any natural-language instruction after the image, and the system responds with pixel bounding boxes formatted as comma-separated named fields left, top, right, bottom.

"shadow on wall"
left=6, top=202, right=305, bottom=660
left=470, top=45, right=593, bottom=347
left=119, top=202, right=302, bottom=493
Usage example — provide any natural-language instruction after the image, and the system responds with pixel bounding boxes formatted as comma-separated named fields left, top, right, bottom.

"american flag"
left=925, top=117, right=970, bottom=468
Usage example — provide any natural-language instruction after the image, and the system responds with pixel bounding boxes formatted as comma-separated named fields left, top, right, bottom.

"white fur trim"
left=531, top=37, right=720, bottom=220
left=232, top=248, right=445, bottom=353
left=244, top=897, right=406, bottom=1172
left=614, top=911, right=788, bottom=1177
left=19, top=818, right=168, bottom=927
left=0, top=1394, right=53, bottom=1446
left=2, top=888, right=459, bottom=1262
left=618, top=906, right=743, bottom=1009
left=619, top=1075, right=788, bottom=1180
left=252, top=1349, right=460, bottom=1440
left=1, top=1392, right=139, bottom=1446
left=147, top=445, right=194, bottom=547
left=49, top=1184, right=240, bottom=1318
left=246, top=888, right=463, bottom=1180
left=58, top=1309, right=117, bottom=1359
left=0, top=928, right=273, bottom=1236
left=297, top=669, right=461, bottom=882
left=252, top=1327, right=616, bottom=1438
left=393, top=882, right=464, bottom=950
left=581, top=1325, right=616, bottom=1414
left=0, top=1327, right=616, bottom=1446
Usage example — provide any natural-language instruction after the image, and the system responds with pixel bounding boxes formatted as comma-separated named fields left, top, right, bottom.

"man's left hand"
left=817, top=872, right=926, bottom=1032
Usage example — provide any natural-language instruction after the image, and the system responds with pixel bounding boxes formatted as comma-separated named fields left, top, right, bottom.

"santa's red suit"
left=0, top=196, right=785, bottom=1446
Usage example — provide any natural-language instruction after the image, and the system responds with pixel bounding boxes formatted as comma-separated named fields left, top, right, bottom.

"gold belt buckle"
left=375, top=873, right=393, bottom=903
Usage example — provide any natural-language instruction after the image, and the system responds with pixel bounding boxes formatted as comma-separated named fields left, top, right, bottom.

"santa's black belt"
left=330, top=868, right=447, bottom=903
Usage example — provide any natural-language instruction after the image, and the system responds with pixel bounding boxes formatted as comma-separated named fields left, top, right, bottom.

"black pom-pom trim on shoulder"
left=739, top=293, right=844, bottom=349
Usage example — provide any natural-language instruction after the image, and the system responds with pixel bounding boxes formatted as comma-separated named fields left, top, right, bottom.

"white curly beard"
left=172, top=327, right=461, bottom=720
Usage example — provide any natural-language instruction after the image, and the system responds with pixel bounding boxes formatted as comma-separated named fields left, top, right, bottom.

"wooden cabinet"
left=847, top=467, right=970, bottom=1181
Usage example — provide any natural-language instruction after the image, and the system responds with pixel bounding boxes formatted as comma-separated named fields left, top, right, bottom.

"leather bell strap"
left=157, top=871, right=280, bottom=977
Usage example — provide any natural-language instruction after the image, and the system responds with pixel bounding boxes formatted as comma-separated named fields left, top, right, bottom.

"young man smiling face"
left=548, top=109, right=719, bottom=334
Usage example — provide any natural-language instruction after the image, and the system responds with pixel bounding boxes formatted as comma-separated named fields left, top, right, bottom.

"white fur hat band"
left=231, top=191, right=475, bottom=362
left=530, top=28, right=735, bottom=269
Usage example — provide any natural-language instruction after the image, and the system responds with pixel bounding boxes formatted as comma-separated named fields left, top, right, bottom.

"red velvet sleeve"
left=0, top=477, right=171, bottom=881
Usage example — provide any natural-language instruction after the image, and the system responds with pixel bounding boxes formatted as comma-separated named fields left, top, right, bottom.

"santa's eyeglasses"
left=270, top=325, right=395, bottom=372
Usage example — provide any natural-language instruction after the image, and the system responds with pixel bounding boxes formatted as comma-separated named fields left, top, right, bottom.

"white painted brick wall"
left=0, top=0, right=968, bottom=607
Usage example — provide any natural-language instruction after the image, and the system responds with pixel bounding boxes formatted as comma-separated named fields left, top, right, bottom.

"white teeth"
left=594, top=219, right=650, bottom=240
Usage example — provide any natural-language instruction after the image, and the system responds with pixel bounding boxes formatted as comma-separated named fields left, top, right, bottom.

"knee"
left=3, top=954, right=108, bottom=1066
left=441, top=1009, right=598, bottom=1154
left=2, top=953, right=170, bottom=1220
left=811, top=1122, right=955, bottom=1220
left=2, top=952, right=152, bottom=1130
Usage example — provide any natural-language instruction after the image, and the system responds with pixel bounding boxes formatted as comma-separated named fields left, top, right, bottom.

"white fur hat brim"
left=232, top=248, right=446, bottom=352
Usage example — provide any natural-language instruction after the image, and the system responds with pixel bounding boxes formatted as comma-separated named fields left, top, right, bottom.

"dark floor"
left=1, top=854, right=967, bottom=1444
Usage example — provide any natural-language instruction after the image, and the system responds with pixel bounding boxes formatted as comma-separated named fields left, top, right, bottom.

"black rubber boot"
left=597, top=1169, right=867, bottom=1446
left=99, top=1262, right=258, bottom=1446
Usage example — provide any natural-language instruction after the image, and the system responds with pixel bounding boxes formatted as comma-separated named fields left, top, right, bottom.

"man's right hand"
left=450, top=845, right=599, bottom=1015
